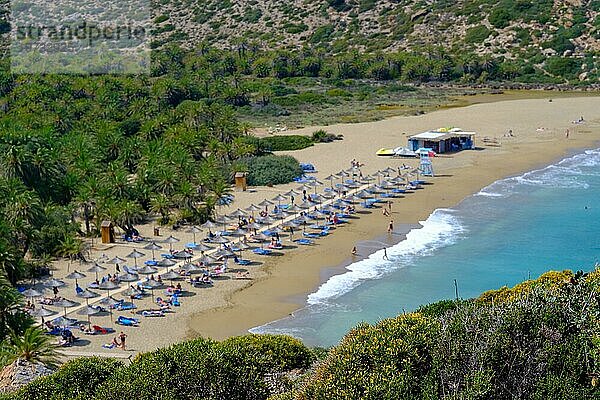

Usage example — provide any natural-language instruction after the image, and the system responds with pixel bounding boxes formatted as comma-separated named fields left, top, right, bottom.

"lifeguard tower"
left=419, top=153, right=434, bottom=177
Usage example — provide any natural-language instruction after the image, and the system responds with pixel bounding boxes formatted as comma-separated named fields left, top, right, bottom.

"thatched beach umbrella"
left=52, top=298, right=79, bottom=317
left=144, top=242, right=163, bottom=260
left=186, top=242, right=212, bottom=252
left=99, top=295, right=120, bottom=321
left=163, top=235, right=180, bottom=252
left=258, top=199, right=274, bottom=212
left=52, top=316, right=76, bottom=328
left=197, top=254, right=217, bottom=266
left=98, top=280, right=119, bottom=298
left=180, top=263, right=203, bottom=274
left=188, top=226, right=202, bottom=244
left=137, top=265, right=158, bottom=275
left=210, top=236, right=230, bottom=245
left=119, top=272, right=140, bottom=283
left=30, top=306, right=57, bottom=319
left=229, top=208, right=248, bottom=218
left=65, top=271, right=86, bottom=287
left=160, top=270, right=181, bottom=285
left=108, top=256, right=126, bottom=266
left=22, top=288, right=44, bottom=301
left=144, top=279, right=163, bottom=302
left=76, top=288, right=99, bottom=306
left=157, top=258, right=177, bottom=270
left=77, top=306, right=101, bottom=327
left=126, top=250, right=145, bottom=267
left=44, top=279, right=66, bottom=289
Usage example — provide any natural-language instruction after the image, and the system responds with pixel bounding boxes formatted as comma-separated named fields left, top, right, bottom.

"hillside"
left=154, top=0, right=600, bottom=60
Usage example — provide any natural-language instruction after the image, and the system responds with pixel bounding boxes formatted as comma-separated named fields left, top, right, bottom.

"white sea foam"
left=475, top=147, right=600, bottom=197
left=306, top=209, right=464, bottom=305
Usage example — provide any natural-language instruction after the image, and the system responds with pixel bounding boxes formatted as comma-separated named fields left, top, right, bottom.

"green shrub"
left=545, top=56, right=578, bottom=77
left=260, top=135, right=313, bottom=151
left=489, top=8, right=512, bottom=29
left=299, top=315, right=441, bottom=399
left=243, top=155, right=303, bottom=186
left=464, top=25, right=491, bottom=44
left=311, top=129, right=340, bottom=143
left=12, top=357, right=123, bottom=400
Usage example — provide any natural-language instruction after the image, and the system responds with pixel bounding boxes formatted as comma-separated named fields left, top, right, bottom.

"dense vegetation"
left=3, top=269, right=599, bottom=399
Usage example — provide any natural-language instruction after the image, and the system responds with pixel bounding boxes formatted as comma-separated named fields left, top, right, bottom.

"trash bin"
left=153, top=227, right=160, bottom=236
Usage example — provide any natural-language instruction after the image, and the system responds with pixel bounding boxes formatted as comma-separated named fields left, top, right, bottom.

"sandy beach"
left=45, top=94, right=600, bottom=356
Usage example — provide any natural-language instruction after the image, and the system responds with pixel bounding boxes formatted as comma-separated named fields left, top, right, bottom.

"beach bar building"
left=408, top=128, right=476, bottom=154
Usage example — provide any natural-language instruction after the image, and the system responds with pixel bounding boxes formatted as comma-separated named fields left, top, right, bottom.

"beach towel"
left=102, top=343, right=117, bottom=349
left=171, top=295, right=180, bottom=307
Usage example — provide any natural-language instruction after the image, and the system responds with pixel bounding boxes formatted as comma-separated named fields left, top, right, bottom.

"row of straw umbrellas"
left=25, top=167, right=417, bottom=328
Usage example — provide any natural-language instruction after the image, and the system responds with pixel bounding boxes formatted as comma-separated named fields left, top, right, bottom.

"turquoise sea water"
left=251, top=148, right=600, bottom=347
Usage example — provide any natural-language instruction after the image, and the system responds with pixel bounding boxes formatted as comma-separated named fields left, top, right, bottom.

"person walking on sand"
left=566, top=128, right=570, bottom=138
left=383, top=207, right=390, bottom=217
left=351, top=246, right=357, bottom=256
left=388, top=220, right=394, bottom=233
left=383, top=247, right=389, bottom=260
left=118, top=331, right=127, bottom=350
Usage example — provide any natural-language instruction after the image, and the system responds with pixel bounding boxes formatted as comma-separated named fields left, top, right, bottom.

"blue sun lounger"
left=235, top=259, right=252, bottom=266
left=294, top=238, right=314, bottom=245
left=171, top=294, right=180, bottom=307
left=252, top=248, right=272, bottom=255
left=116, top=316, right=139, bottom=326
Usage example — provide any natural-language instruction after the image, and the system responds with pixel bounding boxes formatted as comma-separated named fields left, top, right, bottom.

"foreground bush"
left=242, top=155, right=303, bottom=186
left=11, top=357, right=123, bottom=400
left=288, top=270, right=600, bottom=399
left=95, top=335, right=313, bottom=400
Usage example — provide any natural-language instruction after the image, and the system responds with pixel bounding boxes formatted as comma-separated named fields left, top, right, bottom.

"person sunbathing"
left=156, top=297, right=170, bottom=309
left=235, top=271, right=250, bottom=279
left=79, top=324, right=95, bottom=334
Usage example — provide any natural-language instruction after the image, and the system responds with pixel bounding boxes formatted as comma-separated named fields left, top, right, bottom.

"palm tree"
left=58, top=236, right=85, bottom=270
left=150, top=193, right=172, bottom=225
left=0, top=327, right=58, bottom=367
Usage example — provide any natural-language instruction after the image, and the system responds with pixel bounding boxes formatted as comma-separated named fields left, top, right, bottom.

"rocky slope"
left=152, top=0, right=599, bottom=59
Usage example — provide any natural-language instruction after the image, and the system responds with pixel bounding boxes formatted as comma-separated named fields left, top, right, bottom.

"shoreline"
left=51, top=94, right=600, bottom=355
left=188, top=100, right=600, bottom=341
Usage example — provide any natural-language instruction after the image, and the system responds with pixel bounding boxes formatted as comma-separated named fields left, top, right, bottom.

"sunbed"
left=252, top=248, right=272, bottom=255
left=142, top=310, right=165, bottom=317
left=294, top=238, right=314, bottom=245
left=116, top=316, right=139, bottom=326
